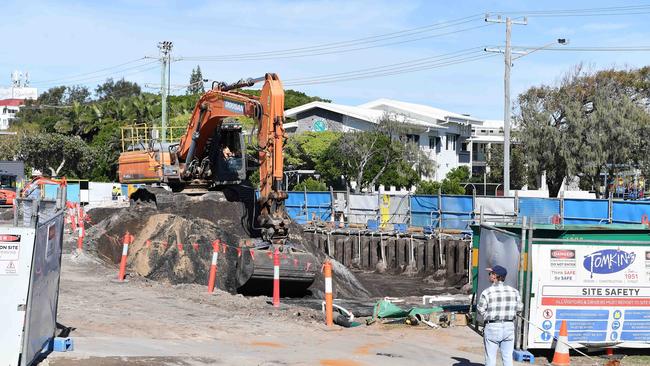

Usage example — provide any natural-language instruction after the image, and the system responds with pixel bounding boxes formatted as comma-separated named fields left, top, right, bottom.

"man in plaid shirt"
left=477, top=265, right=523, bottom=366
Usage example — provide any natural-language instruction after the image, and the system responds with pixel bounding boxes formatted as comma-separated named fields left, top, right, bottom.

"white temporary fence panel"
left=88, top=182, right=118, bottom=203
left=475, top=225, right=521, bottom=323
left=388, top=194, right=409, bottom=224
left=475, top=197, right=516, bottom=221
left=0, top=206, right=64, bottom=366
left=348, top=194, right=379, bottom=224
left=0, top=227, right=36, bottom=365
left=528, top=242, right=650, bottom=349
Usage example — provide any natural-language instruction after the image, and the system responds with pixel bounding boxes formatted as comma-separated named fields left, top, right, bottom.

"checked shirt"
left=477, top=282, right=523, bottom=322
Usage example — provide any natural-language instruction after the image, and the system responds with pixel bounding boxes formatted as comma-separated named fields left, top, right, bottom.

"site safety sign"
left=0, top=235, right=21, bottom=276
left=528, top=244, right=650, bottom=348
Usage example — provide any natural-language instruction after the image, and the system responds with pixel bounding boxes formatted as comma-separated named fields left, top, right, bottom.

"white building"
left=284, top=99, right=504, bottom=181
left=0, top=99, right=23, bottom=130
left=0, top=72, right=37, bottom=130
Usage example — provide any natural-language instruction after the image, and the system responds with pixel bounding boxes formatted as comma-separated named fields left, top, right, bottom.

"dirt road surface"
left=43, top=251, right=503, bottom=366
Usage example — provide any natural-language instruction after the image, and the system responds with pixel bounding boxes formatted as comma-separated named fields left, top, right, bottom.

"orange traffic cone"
left=552, top=320, right=570, bottom=366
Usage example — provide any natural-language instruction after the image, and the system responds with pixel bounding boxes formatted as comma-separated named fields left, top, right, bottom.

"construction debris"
left=77, top=193, right=371, bottom=298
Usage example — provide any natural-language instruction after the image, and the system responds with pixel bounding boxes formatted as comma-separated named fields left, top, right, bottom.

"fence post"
left=472, top=188, right=476, bottom=224
left=437, top=187, right=444, bottom=267
left=559, top=192, right=565, bottom=225
left=608, top=192, right=613, bottom=224
left=516, top=216, right=527, bottom=350
left=514, top=190, right=519, bottom=222
left=329, top=186, right=335, bottom=224
left=407, top=192, right=412, bottom=227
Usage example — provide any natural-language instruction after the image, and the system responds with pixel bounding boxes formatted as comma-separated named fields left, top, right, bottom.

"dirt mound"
left=80, top=192, right=370, bottom=299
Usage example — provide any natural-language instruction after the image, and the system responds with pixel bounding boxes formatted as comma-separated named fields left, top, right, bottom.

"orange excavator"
left=118, top=73, right=316, bottom=290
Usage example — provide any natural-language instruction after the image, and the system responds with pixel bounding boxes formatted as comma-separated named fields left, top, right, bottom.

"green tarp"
left=372, top=300, right=443, bottom=319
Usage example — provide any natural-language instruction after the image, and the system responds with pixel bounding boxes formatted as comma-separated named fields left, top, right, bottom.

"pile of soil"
left=78, top=192, right=370, bottom=299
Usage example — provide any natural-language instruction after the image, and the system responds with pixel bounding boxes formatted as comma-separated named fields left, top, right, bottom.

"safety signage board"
left=528, top=244, right=650, bottom=348
left=0, top=235, right=21, bottom=276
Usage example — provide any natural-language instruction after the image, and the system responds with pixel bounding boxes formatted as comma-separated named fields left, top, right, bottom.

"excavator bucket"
left=236, top=240, right=318, bottom=295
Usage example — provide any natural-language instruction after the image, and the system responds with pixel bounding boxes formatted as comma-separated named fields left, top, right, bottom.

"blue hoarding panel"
left=612, top=201, right=650, bottom=224
left=563, top=199, right=609, bottom=225
left=410, top=195, right=438, bottom=227
left=441, top=195, right=473, bottom=230
left=285, top=192, right=331, bottom=224
left=43, top=183, right=80, bottom=202
left=519, top=198, right=560, bottom=224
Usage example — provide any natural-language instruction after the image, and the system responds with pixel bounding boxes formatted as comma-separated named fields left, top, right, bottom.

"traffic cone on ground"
left=552, top=320, right=570, bottom=366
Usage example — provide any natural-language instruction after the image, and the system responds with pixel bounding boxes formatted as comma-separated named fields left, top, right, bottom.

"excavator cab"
left=213, top=120, right=246, bottom=184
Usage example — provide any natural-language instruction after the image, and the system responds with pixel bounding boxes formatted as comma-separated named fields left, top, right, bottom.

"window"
left=461, top=142, right=469, bottom=152
left=429, top=136, right=441, bottom=153
left=446, top=134, right=457, bottom=151
left=405, top=134, right=420, bottom=144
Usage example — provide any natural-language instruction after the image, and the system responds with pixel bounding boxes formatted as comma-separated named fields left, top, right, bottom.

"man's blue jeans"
left=483, top=321, right=515, bottom=366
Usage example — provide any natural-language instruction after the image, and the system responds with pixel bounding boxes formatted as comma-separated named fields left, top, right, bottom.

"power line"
left=35, top=61, right=160, bottom=88
left=30, top=58, right=148, bottom=85
left=499, top=4, right=650, bottom=17
left=284, top=53, right=498, bottom=86
left=284, top=47, right=483, bottom=83
left=181, top=14, right=484, bottom=61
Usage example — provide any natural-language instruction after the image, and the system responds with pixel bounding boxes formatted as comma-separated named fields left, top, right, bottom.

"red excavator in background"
left=118, top=73, right=316, bottom=290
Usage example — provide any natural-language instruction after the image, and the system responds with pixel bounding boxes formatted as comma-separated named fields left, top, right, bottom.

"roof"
left=285, top=101, right=384, bottom=123
left=358, top=98, right=483, bottom=123
left=0, top=99, right=24, bottom=107
left=479, top=119, right=504, bottom=129
left=284, top=101, right=445, bottom=129
left=468, top=135, right=504, bottom=143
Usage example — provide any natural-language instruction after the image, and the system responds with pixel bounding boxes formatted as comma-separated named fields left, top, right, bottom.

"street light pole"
left=485, top=15, right=527, bottom=197
left=158, top=41, right=173, bottom=145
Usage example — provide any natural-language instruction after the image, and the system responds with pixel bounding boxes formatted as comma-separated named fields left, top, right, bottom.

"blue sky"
left=2, top=0, right=649, bottom=119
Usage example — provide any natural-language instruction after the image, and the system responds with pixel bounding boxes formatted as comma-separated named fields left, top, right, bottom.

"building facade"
left=0, top=72, right=37, bottom=130
left=285, top=99, right=504, bottom=181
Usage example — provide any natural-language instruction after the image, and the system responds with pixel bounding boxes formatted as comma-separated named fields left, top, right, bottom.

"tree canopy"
left=515, top=65, right=650, bottom=197
left=187, top=66, right=205, bottom=95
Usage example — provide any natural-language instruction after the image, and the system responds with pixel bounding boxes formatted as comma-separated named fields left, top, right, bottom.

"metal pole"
left=503, top=17, right=512, bottom=197
left=522, top=219, right=533, bottom=350
left=516, top=216, right=527, bottom=350
left=158, top=41, right=173, bottom=145
left=160, top=52, right=167, bottom=145
left=484, top=15, right=527, bottom=197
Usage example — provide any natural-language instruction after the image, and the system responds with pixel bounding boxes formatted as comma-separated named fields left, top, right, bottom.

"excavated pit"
left=80, top=192, right=370, bottom=299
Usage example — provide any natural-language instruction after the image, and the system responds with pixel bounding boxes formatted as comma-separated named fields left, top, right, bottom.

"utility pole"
left=158, top=41, right=173, bottom=145
left=485, top=15, right=527, bottom=197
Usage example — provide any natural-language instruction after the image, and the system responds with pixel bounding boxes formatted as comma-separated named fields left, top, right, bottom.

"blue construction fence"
left=286, top=191, right=650, bottom=231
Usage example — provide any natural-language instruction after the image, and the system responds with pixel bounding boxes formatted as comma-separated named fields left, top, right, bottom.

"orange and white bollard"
left=70, top=205, right=78, bottom=234
left=324, top=260, right=334, bottom=326
left=76, top=219, right=85, bottom=251
left=117, top=232, right=132, bottom=282
left=207, top=239, right=220, bottom=293
left=273, top=248, right=280, bottom=307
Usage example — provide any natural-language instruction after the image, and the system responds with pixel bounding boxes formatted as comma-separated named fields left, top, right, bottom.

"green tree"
left=284, top=131, right=341, bottom=170
left=516, top=66, right=650, bottom=197
left=316, top=114, right=435, bottom=192
left=293, top=177, right=327, bottom=191
left=95, top=78, right=141, bottom=101
left=187, top=66, right=205, bottom=95
left=16, top=133, right=95, bottom=177
left=240, top=89, right=331, bottom=110
left=485, top=144, right=532, bottom=189
left=415, top=168, right=466, bottom=195
left=65, top=85, right=91, bottom=104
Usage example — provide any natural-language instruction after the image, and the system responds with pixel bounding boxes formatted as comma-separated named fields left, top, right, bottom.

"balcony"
left=472, top=151, right=487, bottom=162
